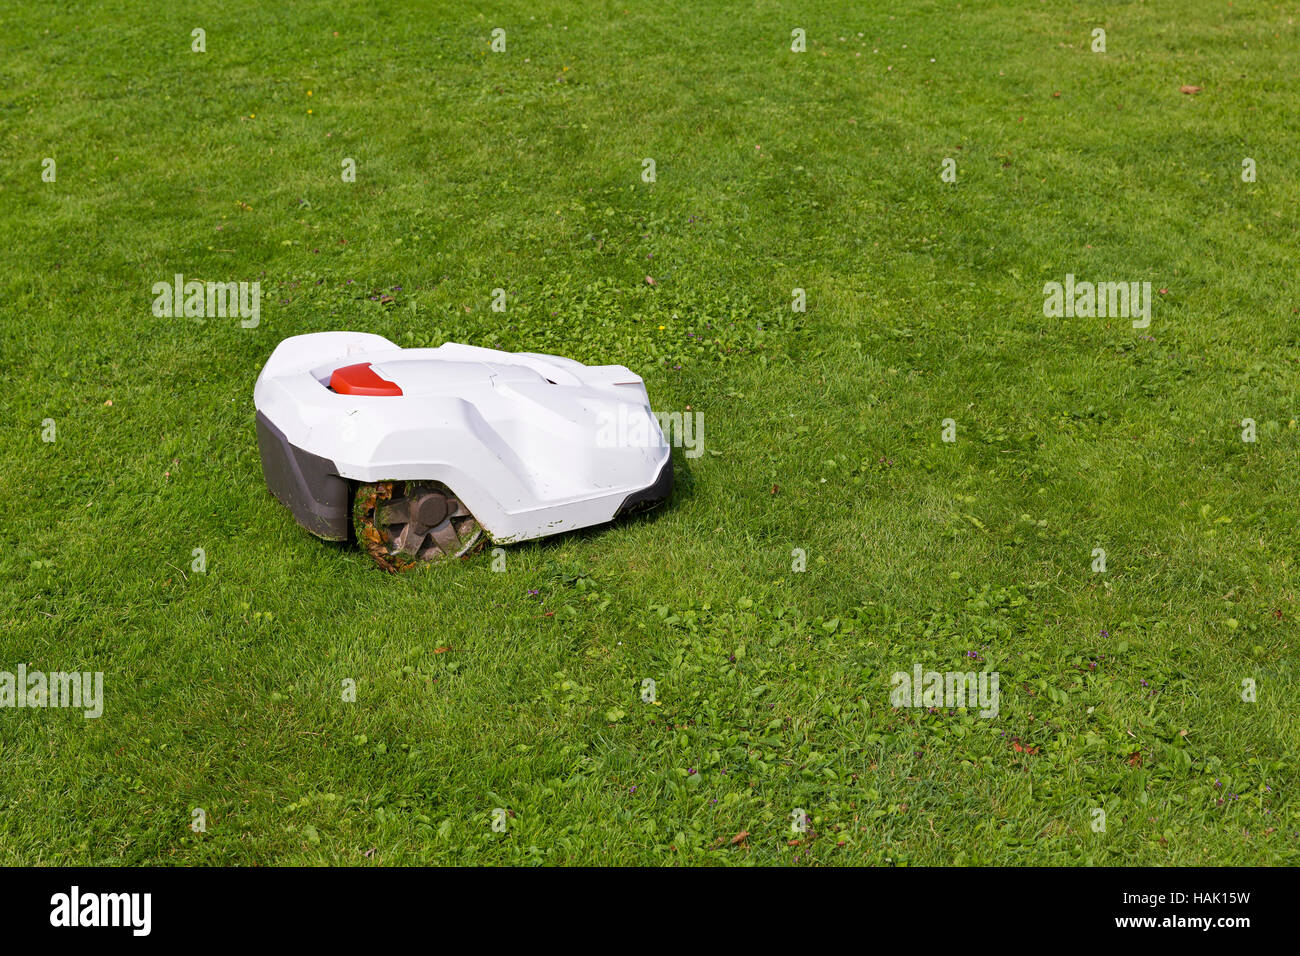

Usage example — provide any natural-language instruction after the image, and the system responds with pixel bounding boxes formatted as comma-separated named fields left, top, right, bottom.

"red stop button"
left=329, top=363, right=403, bottom=396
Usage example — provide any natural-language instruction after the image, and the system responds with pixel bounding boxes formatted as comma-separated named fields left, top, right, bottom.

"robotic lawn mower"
left=253, top=332, right=673, bottom=571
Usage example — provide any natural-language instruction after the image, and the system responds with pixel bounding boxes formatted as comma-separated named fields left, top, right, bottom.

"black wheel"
left=353, top=480, right=483, bottom=572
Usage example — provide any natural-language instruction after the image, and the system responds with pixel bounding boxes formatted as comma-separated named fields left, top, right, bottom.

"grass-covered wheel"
left=353, top=480, right=483, bottom=572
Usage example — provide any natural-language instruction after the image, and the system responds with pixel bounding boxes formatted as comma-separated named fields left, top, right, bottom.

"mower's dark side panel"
left=255, top=410, right=350, bottom=540
left=614, top=454, right=674, bottom=518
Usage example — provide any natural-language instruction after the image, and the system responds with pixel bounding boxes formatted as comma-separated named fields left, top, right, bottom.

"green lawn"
left=1, top=0, right=1297, bottom=865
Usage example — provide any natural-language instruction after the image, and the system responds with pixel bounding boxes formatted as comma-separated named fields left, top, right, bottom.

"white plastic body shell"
left=253, top=332, right=672, bottom=543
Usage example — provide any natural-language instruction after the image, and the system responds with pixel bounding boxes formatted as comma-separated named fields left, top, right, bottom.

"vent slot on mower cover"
left=255, top=410, right=350, bottom=540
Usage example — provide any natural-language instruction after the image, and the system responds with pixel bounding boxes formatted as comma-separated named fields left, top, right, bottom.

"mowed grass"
left=1, top=0, right=1297, bottom=865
